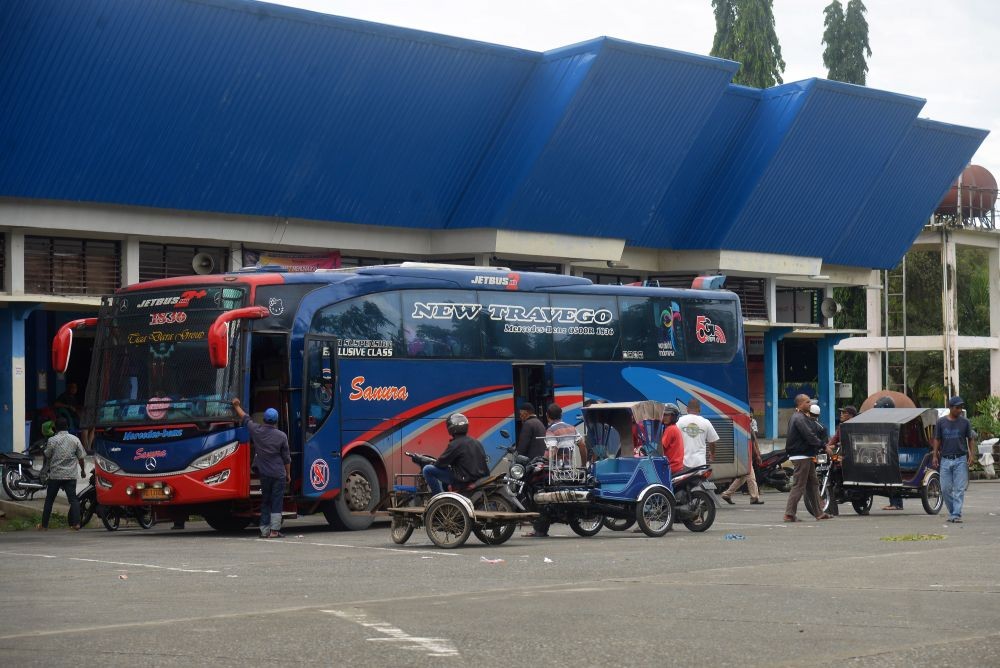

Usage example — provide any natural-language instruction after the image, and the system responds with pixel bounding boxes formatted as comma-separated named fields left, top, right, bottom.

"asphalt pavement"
left=1, top=483, right=998, bottom=667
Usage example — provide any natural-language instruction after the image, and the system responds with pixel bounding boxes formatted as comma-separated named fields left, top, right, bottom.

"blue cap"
left=948, top=396, right=965, bottom=407
left=263, top=408, right=279, bottom=424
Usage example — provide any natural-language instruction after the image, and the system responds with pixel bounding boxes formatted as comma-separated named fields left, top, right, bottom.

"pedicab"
left=811, top=407, right=944, bottom=516
left=506, top=400, right=678, bottom=536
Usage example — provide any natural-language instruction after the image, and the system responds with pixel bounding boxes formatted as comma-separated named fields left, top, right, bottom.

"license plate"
left=140, top=488, right=167, bottom=500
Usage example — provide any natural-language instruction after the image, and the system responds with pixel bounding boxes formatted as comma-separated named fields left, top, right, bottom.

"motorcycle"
left=755, top=448, right=792, bottom=493
left=1, top=440, right=49, bottom=501
left=100, top=504, right=156, bottom=531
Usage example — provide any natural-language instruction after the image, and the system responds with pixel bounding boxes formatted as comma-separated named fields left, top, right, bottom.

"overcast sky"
left=265, top=0, right=999, bottom=185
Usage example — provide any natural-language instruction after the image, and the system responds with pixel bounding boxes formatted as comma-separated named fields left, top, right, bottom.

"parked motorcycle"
left=755, top=448, right=792, bottom=493
left=670, top=464, right=718, bottom=531
left=0, top=441, right=48, bottom=501
left=78, top=471, right=99, bottom=528
left=101, top=504, right=156, bottom=531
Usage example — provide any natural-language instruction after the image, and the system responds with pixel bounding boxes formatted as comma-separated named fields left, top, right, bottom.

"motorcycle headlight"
left=95, top=454, right=120, bottom=474
left=191, top=442, right=238, bottom=470
left=816, top=453, right=828, bottom=464
left=509, top=463, right=525, bottom=480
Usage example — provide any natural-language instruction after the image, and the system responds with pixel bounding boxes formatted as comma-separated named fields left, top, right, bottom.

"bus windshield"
left=86, top=286, right=246, bottom=426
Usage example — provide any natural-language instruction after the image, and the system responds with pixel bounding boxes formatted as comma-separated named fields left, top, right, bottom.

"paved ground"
left=1, top=484, right=998, bottom=667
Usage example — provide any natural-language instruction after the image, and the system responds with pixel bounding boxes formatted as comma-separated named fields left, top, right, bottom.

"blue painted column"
left=817, top=334, right=851, bottom=437
left=0, top=308, right=12, bottom=453
left=763, top=327, right=792, bottom=440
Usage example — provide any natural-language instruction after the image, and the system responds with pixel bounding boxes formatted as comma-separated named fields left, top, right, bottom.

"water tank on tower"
left=935, top=164, right=997, bottom=219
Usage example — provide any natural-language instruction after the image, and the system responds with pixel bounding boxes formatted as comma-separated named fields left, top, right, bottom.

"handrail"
left=52, top=318, right=98, bottom=373
left=208, top=306, right=270, bottom=368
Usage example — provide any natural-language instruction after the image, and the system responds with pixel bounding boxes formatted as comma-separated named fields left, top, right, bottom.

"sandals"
left=816, top=513, right=834, bottom=520
left=522, top=531, right=548, bottom=538
left=721, top=495, right=735, bottom=505
left=783, top=515, right=799, bottom=522
left=881, top=505, right=903, bottom=511
left=750, top=498, right=764, bottom=505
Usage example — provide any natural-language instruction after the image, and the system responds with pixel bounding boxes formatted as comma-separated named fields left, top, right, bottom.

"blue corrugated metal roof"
left=0, top=0, right=989, bottom=270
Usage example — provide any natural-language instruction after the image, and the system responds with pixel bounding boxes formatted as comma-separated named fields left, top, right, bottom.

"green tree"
left=710, top=0, right=785, bottom=88
left=821, top=0, right=872, bottom=85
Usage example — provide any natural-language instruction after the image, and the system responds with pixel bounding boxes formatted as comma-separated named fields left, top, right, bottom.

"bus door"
left=249, top=333, right=292, bottom=479
left=549, top=363, right=584, bottom=422
left=511, top=363, right=583, bottom=434
left=302, top=335, right=339, bottom=496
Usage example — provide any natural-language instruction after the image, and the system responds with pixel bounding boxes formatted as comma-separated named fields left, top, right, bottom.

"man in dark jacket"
left=422, top=413, right=489, bottom=494
left=233, top=399, right=291, bottom=538
left=515, top=402, right=547, bottom=460
left=783, top=394, right=833, bottom=522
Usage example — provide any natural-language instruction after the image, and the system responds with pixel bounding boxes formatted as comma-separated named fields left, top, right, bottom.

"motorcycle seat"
left=0, top=451, right=32, bottom=463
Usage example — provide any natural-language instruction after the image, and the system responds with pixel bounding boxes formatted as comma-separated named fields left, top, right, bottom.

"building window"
left=776, top=289, right=819, bottom=324
left=494, top=259, right=562, bottom=274
left=581, top=271, right=641, bottom=285
left=339, top=255, right=404, bottom=268
left=0, top=233, right=5, bottom=291
left=139, top=243, right=227, bottom=282
left=24, top=236, right=120, bottom=296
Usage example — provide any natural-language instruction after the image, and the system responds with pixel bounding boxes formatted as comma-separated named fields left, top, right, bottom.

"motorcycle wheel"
left=681, top=490, right=716, bottom=532
left=424, top=497, right=471, bottom=548
left=102, top=507, right=122, bottom=531
left=921, top=474, right=943, bottom=515
left=804, top=483, right=836, bottom=517
left=851, top=494, right=873, bottom=515
left=79, top=494, right=97, bottom=528
left=472, top=494, right=517, bottom=545
left=390, top=515, right=414, bottom=544
left=135, top=506, right=156, bottom=529
left=2, top=467, right=30, bottom=501
left=635, top=486, right=674, bottom=537
left=203, top=509, right=252, bottom=533
left=602, top=516, right=636, bottom=532
left=569, top=512, right=604, bottom=537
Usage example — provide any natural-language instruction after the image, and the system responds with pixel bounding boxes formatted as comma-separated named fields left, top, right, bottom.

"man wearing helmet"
left=422, top=413, right=489, bottom=495
left=232, top=399, right=290, bottom=538
left=660, top=403, right=686, bottom=476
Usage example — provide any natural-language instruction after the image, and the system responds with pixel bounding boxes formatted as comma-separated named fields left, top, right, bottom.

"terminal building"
left=0, top=0, right=988, bottom=451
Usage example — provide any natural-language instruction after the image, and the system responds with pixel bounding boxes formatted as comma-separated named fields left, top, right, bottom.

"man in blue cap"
left=233, top=399, right=291, bottom=537
left=931, top=396, right=975, bottom=523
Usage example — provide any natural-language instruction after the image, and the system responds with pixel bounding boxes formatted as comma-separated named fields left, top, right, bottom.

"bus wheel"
left=322, top=455, right=380, bottom=531
left=203, top=509, right=252, bottom=533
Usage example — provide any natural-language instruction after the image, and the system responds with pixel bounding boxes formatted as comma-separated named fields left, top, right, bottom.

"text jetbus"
left=54, top=263, right=751, bottom=531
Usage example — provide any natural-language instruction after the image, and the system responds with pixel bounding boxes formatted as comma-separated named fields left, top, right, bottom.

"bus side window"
left=305, top=339, right=335, bottom=439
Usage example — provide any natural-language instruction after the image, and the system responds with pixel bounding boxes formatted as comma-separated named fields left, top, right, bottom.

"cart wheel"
left=136, top=506, right=156, bottom=530
left=472, top=494, right=517, bottom=545
left=424, top=497, right=472, bottom=548
left=635, top=486, right=674, bottom=537
left=102, top=507, right=122, bottom=531
left=682, top=490, right=716, bottom=532
left=851, top=494, right=873, bottom=515
left=921, top=474, right=943, bottom=515
left=602, top=516, right=635, bottom=532
left=390, top=516, right=414, bottom=544
left=569, top=512, right=604, bottom=537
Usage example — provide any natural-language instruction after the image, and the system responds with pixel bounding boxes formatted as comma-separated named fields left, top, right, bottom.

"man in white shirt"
left=676, top=398, right=719, bottom=468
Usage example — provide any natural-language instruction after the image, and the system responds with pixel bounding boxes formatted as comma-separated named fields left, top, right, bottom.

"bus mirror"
left=52, top=318, right=98, bottom=373
left=208, top=306, right=270, bottom=368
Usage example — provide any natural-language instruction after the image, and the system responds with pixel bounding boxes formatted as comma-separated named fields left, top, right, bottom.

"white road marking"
left=0, top=550, right=219, bottom=573
left=230, top=537, right=463, bottom=557
left=324, top=609, right=460, bottom=658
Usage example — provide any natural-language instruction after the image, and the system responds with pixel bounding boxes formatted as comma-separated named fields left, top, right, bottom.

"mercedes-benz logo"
left=145, top=457, right=157, bottom=471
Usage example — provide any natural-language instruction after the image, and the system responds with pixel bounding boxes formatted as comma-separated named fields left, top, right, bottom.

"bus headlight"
left=191, top=442, right=238, bottom=470
left=509, top=463, right=525, bottom=480
left=95, top=454, right=120, bottom=473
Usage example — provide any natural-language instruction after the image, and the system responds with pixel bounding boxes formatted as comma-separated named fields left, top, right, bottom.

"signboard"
left=243, top=249, right=341, bottom=272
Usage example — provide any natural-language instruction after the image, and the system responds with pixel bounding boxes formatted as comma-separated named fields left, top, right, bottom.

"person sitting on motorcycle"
left=660, top=403, right=686, bottom=475
left=422, top=413, right=489, bottom=495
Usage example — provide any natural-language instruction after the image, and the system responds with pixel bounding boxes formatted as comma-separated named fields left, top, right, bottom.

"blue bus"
left=54, top=263, right=750, bottom=531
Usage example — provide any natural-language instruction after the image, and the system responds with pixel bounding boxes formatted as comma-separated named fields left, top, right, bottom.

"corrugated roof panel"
left=448, top=40, right=602, bottom=228
left=829, top=119, right=989, bottom=268
left=472, top=40, right=737, bottom=240
left=0, top=0, right=536, bottom=228
left=677, top=81, right=812, bottom=250
left=721, top=80, right=925, bottom=257
left=641, top=84, right=761, bottom=249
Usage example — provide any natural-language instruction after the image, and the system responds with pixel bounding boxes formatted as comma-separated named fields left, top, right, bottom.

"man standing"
left=721, top=410, right=764, bottom=505
left=932, top=396, right=975, bottom=523
left=515, top=402, right=547, bottom=460
left=660, top=403, right=686, bottom=476
left=677, top=398, right=719, bottom=468
left=422, top=413, right=489, bottom=495
left=232, top=399, right=290, bottom=538
left=524, top=404, right=587, bottom=538
left=784, top=394, right=833, bottom=522
left=38, top=417, right=87, bottom=530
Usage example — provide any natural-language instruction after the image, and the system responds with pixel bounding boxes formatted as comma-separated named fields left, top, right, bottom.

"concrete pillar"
left=122, top=236, right=140, bottom=286
left=763, top=327, right=792, bottom=439
left=0, top=305, right=34, bottom=452
left=230, top=242, right=243, bottom=271
left=865, top=270, right=882, bottom=396
left=475, top=253, right=491, bottom=267
left=9, top=229, right=24, bottom=295
left=766, top=278, right=777, bottom=323
left=941, top=228, right=960, bottom=397
left=990, top=245, right=1000, bottom=396
left=818, top=335, right=850, bottom=436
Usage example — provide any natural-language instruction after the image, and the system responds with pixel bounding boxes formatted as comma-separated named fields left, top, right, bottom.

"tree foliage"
left=711, top=0, right=785, bottom=88
left=821, top=0, right=872, bottom=85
